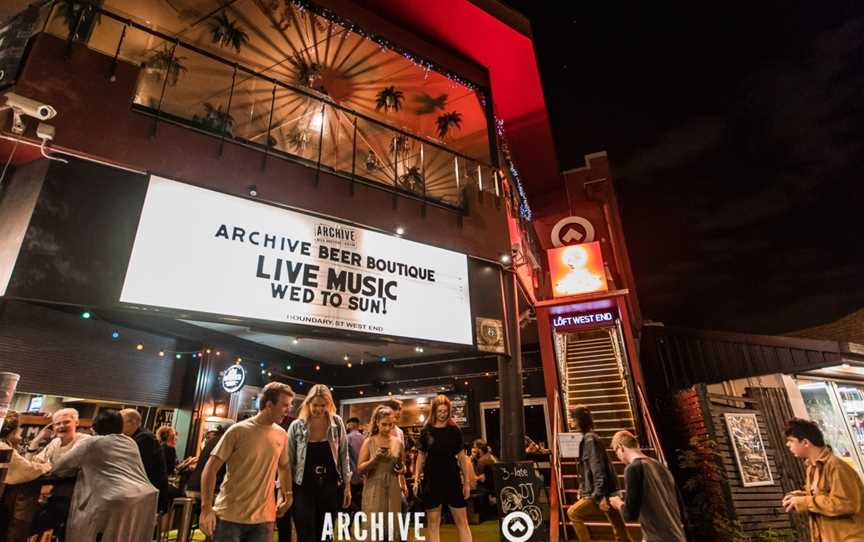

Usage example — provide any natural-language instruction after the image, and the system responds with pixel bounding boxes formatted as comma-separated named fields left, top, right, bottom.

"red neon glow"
left=548, top=242, right=608, bottom=298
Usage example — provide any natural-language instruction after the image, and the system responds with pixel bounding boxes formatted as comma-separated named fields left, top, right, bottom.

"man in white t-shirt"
left=26, top=408, right=91, bottom=464
left=200, top=382, right=294, bottom=542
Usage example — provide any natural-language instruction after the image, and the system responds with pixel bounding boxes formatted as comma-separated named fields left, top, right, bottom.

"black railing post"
left=151, top=38, right=179, bottom=139
left=261, top=84, right=276, bottom=170
left=350, top=116, right=357, bottom=196
left=314, top=103, right=325, bottom=186
left=392, top=134, right=399, bottom=209
left=108, top=22, right=128, bottom=81
left=64, top=2, right=87, bottom=58
left=219, top=64, right=238, bottom=157
left=420, top=143, right=427, bottom=217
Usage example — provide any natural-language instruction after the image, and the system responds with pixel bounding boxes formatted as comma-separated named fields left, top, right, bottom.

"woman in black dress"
left=413, top=395, right=473, bottom=542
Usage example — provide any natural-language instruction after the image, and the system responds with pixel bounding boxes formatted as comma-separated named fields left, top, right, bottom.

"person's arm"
left=413, top=451, right=426, bottom=492
left=277, top=433, right=293, bottom=516
left=587, top=436, right=608, bottom=503
left=795, top=462, right=863, bottom=517
left=357, top=438, right=377, bottom=474
left=199, top=429, right=234, bottom=537
left=5, top=449, right=51, bottom=484
left=50, top=437, right=90, bottom=477
left=25, top=424, right=54, bottom=460
left=336, top=418, right=353, bottom=485
left=199, top=455, right=225, bottom=536
left=334, top=417, right=352, bottom=508
left=458, top=450, right=472, bottom=499
left=620, top=462, right=644, bottom=521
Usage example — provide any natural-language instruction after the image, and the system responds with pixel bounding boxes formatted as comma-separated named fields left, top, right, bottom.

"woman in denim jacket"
left=287, top=384, right=352, bottom=541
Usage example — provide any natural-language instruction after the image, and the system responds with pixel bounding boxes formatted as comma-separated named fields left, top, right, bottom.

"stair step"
left=567, top=367, right=620, bottom=376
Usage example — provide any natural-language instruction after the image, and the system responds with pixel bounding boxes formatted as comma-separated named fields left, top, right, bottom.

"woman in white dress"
left=51, top=409, right=158, bottom=541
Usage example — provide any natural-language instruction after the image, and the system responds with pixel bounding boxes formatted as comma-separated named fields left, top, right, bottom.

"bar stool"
left=156, top=497, right=194, bottom=542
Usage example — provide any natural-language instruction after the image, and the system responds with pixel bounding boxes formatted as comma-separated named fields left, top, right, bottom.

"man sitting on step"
left=609, top=431, right=686, bottom=542
left=566, top=405, right=632, bottom=542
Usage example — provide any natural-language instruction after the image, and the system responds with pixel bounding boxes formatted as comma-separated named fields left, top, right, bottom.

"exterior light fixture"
left=248, top=185, right=258, bottom=197
left=395, top=226, right=405, bottom=235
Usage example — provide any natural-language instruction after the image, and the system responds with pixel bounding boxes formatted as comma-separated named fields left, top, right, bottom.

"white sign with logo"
left=550, top=216, right=595, bottom=247
left=121, top=176, right=472, bottom=345
left=221, top=365, right=246, bottom=393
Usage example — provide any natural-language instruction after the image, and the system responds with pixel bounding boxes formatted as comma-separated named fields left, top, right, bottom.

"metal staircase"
left=559, top=329, right=642, bottom=541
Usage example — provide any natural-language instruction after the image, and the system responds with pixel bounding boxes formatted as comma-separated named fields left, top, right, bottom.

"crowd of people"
left=566, top=405, right=864, bottom=542
left=197, top=384, right=486, bottom=542
left=0, top=391, right=858, bottom=542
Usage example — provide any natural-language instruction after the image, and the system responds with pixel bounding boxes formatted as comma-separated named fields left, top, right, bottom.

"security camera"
left=4, top=92, right=57, bottom=134
left=4, top=93, right=56, bottom=120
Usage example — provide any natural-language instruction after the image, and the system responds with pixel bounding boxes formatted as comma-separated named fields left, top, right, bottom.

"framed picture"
left=724, top=412, right=774, bottom=487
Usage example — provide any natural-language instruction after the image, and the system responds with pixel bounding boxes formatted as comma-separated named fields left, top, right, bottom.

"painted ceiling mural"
left=45, top=0, right=492, bottom=204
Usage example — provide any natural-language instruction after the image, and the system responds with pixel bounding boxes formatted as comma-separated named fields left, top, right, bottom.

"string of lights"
left=289, top=0, right=480, bottom=91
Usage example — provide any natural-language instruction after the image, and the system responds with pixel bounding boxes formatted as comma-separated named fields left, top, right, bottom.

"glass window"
left=799, top=381, right=864, bottom=473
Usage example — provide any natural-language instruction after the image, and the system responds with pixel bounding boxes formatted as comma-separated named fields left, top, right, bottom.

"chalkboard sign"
left=448, top=393, right=470, bottom=428
left=492, top=461, right=549, bottom=542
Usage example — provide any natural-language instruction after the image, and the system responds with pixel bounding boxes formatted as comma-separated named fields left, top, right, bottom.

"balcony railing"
left=30, top=1, right=506, bottom=210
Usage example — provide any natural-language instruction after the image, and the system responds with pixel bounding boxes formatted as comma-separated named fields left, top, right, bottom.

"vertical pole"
left=218, top=64, right=238, bottom=157
left=261, top=84, right=276, bottom=170
left=108, top=22, right=128, bottom=80
left=64, top=2, right=87, bottom=58
left=350, top=116, right=357, bottom=195
left=392, top=134, right=399, bottom=209
left=420, top=143, right=427, bottom=216
left=151, top=39, right=178, bottom=139
left=498, top=268, right=525, bottom=462
left=314, top=103, right=325, bottom=185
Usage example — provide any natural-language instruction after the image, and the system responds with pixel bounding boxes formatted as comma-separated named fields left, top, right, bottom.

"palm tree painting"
left=209, top=11, right=250, bottom=53
left=375, top=86, right=404, bottom=113
left=436, top=111, right=462, bottom=139
left=414, top=93, right=447, bottom=115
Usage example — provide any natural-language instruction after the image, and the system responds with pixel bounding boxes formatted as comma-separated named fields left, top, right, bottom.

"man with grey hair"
left=121, top=408, right=175, bottom=512
left=27, top=408, right=91, bottom=539
left=27, top=408, right=91, bottom=464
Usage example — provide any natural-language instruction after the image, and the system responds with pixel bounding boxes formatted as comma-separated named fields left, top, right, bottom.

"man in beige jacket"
left=783, top=418, right=864, bottom=542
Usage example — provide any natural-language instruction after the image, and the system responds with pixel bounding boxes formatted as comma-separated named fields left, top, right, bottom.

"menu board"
left=449, top=393, right=470, bottom=428
left=492, top=461, right=549, bottom=542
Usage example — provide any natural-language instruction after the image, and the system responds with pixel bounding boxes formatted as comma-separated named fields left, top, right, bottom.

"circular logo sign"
left=551, top=216, right=596, bottom=247
left=501, top=511, right=535, bottom=542
left=222, top=365, right=246, bottom=393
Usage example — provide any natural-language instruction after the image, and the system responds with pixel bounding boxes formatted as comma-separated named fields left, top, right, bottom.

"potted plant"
left=399, top=166, right=424, bottom=193
left=209, top=11, right=250, bottom=53
left=436, top=111, right=462, bottom=139
left=146, top=47, right=188, bottom=87
left=55, top=0, right=102, bottom=42
left=289, top=54, right=322, bottom=89
left=375, top=86, right=405, bottom=113
left=192, top=103, right=234, bottom=135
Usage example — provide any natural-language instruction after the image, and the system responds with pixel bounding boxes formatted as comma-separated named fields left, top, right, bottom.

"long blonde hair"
left=297, top=384, right=336, bottom=421
left=369, top=405, right=393, bottom=436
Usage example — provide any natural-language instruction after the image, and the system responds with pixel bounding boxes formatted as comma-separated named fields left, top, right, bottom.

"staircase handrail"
left=636, top=383, right=667, bottom=466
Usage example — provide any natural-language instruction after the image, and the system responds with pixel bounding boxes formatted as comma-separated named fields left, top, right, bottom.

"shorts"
left=421, top=471, right=466, bottom=509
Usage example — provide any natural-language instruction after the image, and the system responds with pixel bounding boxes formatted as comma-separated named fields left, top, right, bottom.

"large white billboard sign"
left=121, top=176, right=472, bottom=345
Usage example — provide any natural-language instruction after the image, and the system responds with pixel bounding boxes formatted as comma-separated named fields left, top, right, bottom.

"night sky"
left=508, top=1, right=864, bottom=334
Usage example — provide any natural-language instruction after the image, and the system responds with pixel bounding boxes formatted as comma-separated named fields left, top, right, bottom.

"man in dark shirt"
left=609, top=431, right=686, bottom=542
left=121, top=408, right=178, bottom=513
left=566, top=405, right=631, bottom=542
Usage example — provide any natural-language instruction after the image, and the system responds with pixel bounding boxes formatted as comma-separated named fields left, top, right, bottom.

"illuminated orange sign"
left=548, top=242, right=608, bottom=298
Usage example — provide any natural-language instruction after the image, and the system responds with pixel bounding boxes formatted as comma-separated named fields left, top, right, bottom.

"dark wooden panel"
left=0, top=300, right=189, bottom=406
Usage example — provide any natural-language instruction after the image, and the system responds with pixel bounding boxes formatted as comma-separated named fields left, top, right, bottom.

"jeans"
left=213, top=519, right=274, bottom=542
left=294, top=481, right=339, bottom=541
left=567, top=497, right=631, bottom=542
